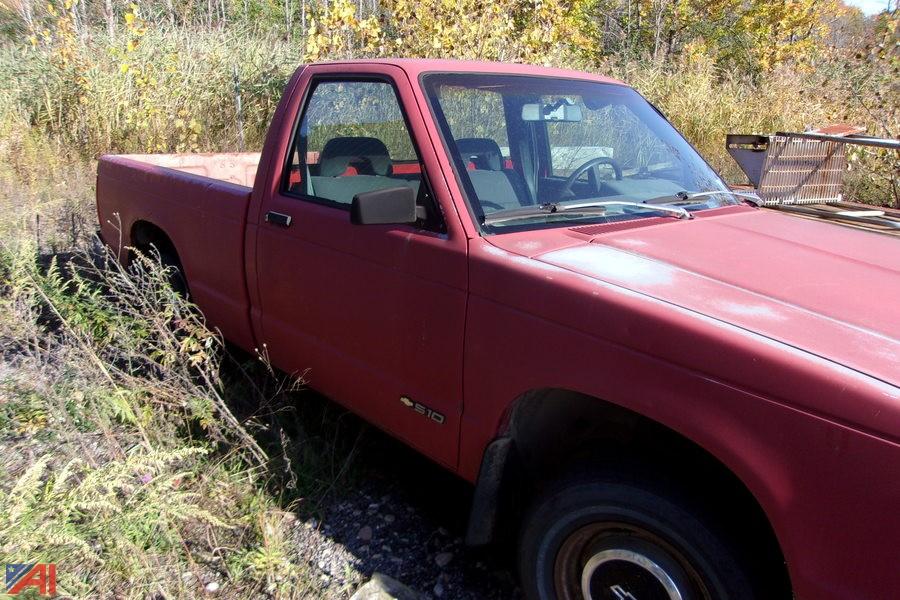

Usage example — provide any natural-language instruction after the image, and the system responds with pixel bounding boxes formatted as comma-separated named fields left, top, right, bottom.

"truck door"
left=250, top=65, right=467, bottom=469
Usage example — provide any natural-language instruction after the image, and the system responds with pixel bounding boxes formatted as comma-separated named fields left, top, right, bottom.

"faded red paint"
left=97, top=60, right=900, bottom=600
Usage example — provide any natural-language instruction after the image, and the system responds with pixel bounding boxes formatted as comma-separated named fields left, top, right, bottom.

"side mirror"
left=351, top=186, right=417, bottom=225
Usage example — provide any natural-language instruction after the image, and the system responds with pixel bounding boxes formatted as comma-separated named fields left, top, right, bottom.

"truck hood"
left=489, top=208, right=900, bottom=387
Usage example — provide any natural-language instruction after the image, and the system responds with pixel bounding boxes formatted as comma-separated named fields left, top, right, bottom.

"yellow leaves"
left=124, top=4, right=147, bottom=41
left=374, top=0, right=579, bottom=61
left=16, top=407, right=49, bottom=435
left=682, top=39, right=712, bottom=66
left=303, top=0, right=384, bottom=62
left=382, top=0, right=501, bottom=58
left=734, top=0, right=839, bottom=70
left=179, top=335, right=207, bottom=366
left=304, top=39, right=320, bottom=61
left=171, top=115, right=202, bottom=153
left=39, top=0, right=83, bottom=69
left=119, top=1, right=147, bottom=88
left=333, top=0, right=357, bottom=21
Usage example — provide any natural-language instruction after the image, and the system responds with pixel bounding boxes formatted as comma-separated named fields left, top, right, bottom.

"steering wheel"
left=560, top=156, right=623, bottom=198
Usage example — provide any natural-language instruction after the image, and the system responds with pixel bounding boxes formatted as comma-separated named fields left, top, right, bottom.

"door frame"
left=243, top=63, right=471, bottom=469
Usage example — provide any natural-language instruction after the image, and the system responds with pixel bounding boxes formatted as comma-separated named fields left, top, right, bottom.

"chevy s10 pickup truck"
left=96, top=59, right=900, bottom=600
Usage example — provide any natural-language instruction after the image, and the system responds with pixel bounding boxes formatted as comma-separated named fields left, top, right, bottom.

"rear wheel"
left=131, top=243, right=189, bottom=298
left=519, top=475, right=756, bottom=600
left=154, top=246, right=189, bottom=297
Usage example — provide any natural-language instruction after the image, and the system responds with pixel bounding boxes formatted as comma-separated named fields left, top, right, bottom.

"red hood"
left=488, top=207, right=900, bottom=387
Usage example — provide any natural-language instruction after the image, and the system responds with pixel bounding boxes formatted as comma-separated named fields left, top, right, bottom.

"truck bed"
left=96, top=153, right=258, bottom=349
left=111, top=152, right=261, bottom=187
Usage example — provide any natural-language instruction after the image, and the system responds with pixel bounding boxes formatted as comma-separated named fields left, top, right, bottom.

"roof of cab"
left=309, top=58, right=626, bottom=86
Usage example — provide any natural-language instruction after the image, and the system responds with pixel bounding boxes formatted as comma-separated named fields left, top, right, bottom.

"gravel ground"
left=287, top=396, right=523, bottom=599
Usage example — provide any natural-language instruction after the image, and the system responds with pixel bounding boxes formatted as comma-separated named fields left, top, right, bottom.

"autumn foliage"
left=0, top=0, right=897, bottom=202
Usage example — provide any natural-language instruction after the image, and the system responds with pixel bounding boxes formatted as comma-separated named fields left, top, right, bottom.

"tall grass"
left=4, top=25, right=893, bottom=200
left=1, top=27, right=296, bottom=156
left=605, top=56, right=838, bottom=183
left=0, top=239, right=341, bottom=598
left=0, top=174, right=372, bottom=600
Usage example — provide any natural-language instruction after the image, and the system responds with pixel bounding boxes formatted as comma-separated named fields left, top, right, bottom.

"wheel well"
left=130, top=221, right=179, bottom=262
left=501, top=388, right=792, bottom=597
left=128, top=221, right=189, bottom=295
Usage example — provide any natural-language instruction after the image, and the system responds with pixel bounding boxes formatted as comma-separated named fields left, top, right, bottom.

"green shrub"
left=0, top=240, right=333, bottom=598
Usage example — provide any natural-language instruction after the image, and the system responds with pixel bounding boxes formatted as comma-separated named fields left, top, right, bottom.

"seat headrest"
left=457, top=138, right=504, bottom=171
left=319, top=137, right=392, bottom=177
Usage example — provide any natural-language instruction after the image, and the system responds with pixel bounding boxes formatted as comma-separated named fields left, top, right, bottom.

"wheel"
left=155, top=247, right=189, bottom=298
left=559, top=156, right=624, bottom=198
left=518, top=475, right=756, bottom=600
left=130, top=244, right=189, bottom=298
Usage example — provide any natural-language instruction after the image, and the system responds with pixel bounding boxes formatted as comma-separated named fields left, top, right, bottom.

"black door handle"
left=265, top=211, right=292, bottom=227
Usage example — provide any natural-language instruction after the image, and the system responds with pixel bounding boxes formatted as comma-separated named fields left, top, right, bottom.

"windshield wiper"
left=644, top=190, right=762, bottom=207
left=483, top=200, right=693, bottom=226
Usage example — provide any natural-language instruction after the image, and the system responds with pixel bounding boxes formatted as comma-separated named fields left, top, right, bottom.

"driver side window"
left=284, top=79, right=444, bottom=231
left=285, top=80, right=419, bottom=206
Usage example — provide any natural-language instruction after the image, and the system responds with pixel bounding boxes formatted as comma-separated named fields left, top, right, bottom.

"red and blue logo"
left=5, top=563, right=57, bottom=596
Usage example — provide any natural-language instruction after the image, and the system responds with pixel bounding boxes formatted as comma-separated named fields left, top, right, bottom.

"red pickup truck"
left=97, top=60, right=900, bottom=600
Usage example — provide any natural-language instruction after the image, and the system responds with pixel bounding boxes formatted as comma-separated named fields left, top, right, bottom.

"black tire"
left=155, top=247, right=189, bottom=298
left=518, top=474, right=756, bottom=600
left=131, top=244, right=189, bottom=298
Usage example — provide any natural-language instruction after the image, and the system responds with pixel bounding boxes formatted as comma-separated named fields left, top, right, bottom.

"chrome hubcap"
left=580, top=549, right=684, bottom=600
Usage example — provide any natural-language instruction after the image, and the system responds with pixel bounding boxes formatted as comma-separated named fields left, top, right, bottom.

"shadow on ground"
left=24, top=249, right=521, bottom=598
left=219, top=349, right=522, bottom=599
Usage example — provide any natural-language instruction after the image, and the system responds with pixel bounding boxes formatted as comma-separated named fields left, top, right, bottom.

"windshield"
left=422, top=73, right=735, bottom=232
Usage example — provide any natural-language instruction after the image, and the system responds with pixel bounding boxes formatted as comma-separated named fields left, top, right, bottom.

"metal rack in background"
left=726, top=130, right=900, bottom=234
